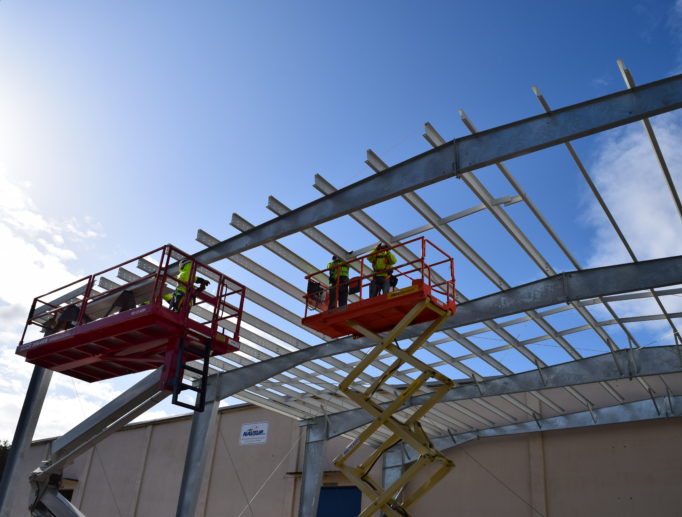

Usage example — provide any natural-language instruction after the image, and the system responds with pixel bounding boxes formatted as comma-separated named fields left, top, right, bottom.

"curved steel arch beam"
left=213, top=254, right=682, bottom=401
left=195, top=74, right=682, bottom=264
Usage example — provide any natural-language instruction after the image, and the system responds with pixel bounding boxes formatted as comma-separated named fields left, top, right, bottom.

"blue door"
left=316, top=486, right=362, bottom=517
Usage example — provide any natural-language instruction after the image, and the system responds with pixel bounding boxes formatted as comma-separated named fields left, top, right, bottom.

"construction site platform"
left=16, top=303, right=239, bottom=383
left=302, top=281, right=456, bottom=339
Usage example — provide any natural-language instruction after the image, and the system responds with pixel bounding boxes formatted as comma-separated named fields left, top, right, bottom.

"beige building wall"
left=408, top=418, right=682, bottom=517
left=7, top=405, right=682, bottom=517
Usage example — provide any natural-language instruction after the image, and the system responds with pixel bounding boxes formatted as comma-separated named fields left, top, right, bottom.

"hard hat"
left=179, top=258, right=192, bottom=268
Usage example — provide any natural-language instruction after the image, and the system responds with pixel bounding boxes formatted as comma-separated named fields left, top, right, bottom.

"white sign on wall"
left=239, top=421, right=269, bottom=445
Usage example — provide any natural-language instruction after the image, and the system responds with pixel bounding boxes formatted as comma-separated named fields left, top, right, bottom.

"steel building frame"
left=2, top=63, right=682, bottom=517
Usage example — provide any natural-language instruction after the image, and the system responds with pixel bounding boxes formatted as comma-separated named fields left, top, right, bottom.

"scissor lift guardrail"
left=16, top=244, right=245, bottom=411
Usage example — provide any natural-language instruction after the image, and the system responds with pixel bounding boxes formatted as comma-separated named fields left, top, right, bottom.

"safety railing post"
left=234, top=285, right=245, bottom=341
left=359, top=257, right=365, bottom=300
left=76, top=275, right=95, bottom=326
left=19, top=298, right=38, bottom=346
left=151, top=246, right=167, bottom=305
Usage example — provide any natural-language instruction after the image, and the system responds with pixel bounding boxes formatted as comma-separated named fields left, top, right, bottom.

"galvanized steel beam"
left=194, top=74, right=682, bottom=265
left=51, top=369, right=165, bottom=460
left=303, top=345, right=682, bottom=439
left=385, top=395, right=682, bottom=466
left=34, top=487, right=86, bottom=517
left=214, top=255, right=682, bottom=402
left=382, top=446, right=405, bottom=497
left=454, top=255, right=682, bottom=327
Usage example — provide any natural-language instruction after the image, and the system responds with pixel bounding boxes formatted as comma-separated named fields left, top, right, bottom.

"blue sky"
left=1, top=0, right=681, bottom=441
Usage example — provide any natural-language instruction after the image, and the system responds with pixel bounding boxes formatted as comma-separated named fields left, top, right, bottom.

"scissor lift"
left=302, top=237, right=457, bottom=516
left=16, top=244, right=245, bottom=412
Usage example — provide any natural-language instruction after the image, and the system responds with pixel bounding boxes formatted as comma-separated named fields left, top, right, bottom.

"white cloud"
left=591, top=76, right=609, bottom=88
left=584, top=113, right=682, bottom=338
left=586, top=114, right=682, bottom=265
left=0, top=171, right=175, bottom=443
left=0, top=171, right=115, bottom=440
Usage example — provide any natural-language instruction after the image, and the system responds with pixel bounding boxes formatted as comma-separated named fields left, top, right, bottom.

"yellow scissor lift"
left=302, top=238, right=457, bottom=516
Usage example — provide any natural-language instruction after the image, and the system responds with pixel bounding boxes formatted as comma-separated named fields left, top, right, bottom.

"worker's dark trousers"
left=370, top=275, right=390, bottom=297
left=328, top=276, right=349, bottom=309
left=169, top=291, right=186, bottom=312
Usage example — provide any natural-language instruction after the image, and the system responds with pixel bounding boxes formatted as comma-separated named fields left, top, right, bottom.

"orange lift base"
left=15, top=303, right=239, bottom=384
left=302, top=281, right=456, bottom=339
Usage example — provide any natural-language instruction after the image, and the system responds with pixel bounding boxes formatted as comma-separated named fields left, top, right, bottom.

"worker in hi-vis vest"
left=368, top=243, right=397, bottom=297
left=327, top=254, right=349, bottom=310
left=163, top=258, right=210, bottom=312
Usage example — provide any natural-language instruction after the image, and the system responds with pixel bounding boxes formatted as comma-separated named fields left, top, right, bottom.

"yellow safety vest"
left=368, top=249, right=396, bottom=277
left=176, top=262, right=195, bottom=293
left=327, top=259, right=349, bottom=280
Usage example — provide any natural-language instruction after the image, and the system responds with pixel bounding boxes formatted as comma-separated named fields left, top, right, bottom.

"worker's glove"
left=195, top=278, right=210, bottom=288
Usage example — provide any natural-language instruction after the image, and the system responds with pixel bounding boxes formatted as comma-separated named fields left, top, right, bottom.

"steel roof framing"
left=193, top=72, right=682, bottom=264
left=4, top=65, right=682, bottom=517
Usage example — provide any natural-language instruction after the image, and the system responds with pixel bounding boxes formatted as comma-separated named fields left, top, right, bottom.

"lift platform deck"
left=16, top=302, right=237, bottom=383
left=16, top=245, right=245, bottom=387
left=301, top=237, right=456, bottom=338
left=302, top=280, right=455, bottom=338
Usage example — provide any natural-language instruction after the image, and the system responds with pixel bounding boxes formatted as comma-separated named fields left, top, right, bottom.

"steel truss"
left=1, top=67, right=682, bottom=517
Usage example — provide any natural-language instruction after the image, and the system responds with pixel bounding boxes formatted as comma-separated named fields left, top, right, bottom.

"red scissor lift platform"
left=16, top=245, right=246, bottom=411
left=302, top=237, right=456, bottom=338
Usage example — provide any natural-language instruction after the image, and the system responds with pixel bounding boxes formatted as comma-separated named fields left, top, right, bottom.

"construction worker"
left=368, top=243, right=396, bottom=297
left=163, top=258, right=210, bottom=312
left=42, top=305, right=81, bottom=335
left=327, top=254, right=349, bottom=310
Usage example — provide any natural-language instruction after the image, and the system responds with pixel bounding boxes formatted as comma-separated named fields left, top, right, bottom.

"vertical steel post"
left=298, top=421, right=326, bottom=517
left=176, top=381, right=221, bottom=517
left=381, top=446, right=405, bottom=517
left=0, top=366, right=53, bottom=517
left=382, top=446, right=404, bottom=492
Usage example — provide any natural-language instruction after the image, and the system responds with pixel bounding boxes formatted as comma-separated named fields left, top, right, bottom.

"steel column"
left=382, top=446, right=405, bottom=501
left=176, top=379, right=221, bottom=517
left=0, top=366, right=52, bottom=517
left=298, top=420, right=327, bottom=517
